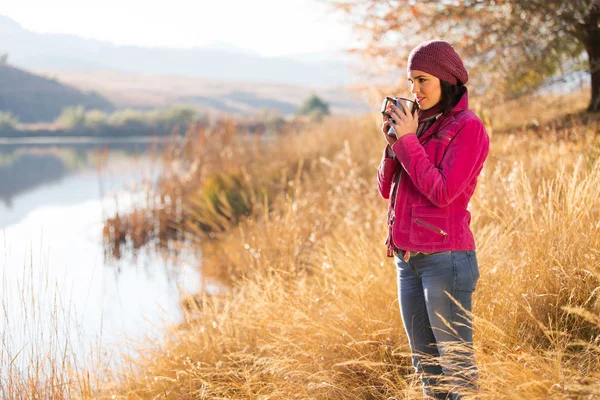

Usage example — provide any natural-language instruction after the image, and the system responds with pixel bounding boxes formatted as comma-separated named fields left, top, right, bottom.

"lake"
left=0, top=137, right=202, bottom=373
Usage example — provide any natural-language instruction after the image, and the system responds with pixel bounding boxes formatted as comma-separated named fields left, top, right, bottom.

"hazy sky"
left=2, top=0, right=357, bottom=57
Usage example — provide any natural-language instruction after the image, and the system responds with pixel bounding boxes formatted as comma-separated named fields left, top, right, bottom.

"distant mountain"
left=0, top=63, right=114, bottom=123
left=0, top=15, right=357, bottom=85
left=199, top=40, right=261, bottom=56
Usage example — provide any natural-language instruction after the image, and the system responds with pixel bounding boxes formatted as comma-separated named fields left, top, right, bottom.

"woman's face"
left=408, top=70, right=442, bottom=111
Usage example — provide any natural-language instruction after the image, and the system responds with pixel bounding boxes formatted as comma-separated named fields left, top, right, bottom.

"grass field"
left=2, top=89, right=599, bottom=399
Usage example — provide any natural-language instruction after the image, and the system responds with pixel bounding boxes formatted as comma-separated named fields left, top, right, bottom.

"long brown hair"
left=440, top=80, right=467, bottom=115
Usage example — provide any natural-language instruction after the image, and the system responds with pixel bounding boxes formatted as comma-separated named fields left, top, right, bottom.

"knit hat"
left=407, top=40, right=468, bottom=85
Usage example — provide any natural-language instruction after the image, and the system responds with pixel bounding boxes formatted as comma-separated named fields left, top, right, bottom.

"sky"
left=1, top=0, right=358, bottom=58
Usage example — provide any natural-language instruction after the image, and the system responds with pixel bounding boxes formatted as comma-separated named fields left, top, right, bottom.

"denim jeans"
left=395, top=250, right=480, bottom=400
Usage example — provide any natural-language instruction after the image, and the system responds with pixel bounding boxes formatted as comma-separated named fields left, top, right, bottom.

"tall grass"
left=0, top=257, right=99, bottom=399
left=3, top=90, right=600, bottom=398
left=98, top=92, right=600, bottom=398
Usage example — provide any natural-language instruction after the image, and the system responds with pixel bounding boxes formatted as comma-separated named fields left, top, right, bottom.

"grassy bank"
left=100, top=91, right=600, bottom=398
left=4, top=90, right=600, bottom=398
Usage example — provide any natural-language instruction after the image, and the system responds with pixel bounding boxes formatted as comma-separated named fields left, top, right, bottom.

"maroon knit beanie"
left=407, top=40, right=468, bottom=85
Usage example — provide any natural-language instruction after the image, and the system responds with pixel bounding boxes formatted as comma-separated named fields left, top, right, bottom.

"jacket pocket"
left=409, top=204, right=449, bottom=246
left=435, top=133, right=454, bottom=142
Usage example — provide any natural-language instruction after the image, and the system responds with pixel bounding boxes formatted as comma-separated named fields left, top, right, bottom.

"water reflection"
left=0, top=137, right=163, bottom=211
left=0, top=152, right=69, bottom=207
left=0, top=137, right=201, bottom=372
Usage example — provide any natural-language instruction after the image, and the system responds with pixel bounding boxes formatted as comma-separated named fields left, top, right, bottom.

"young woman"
left=377, top=40, right=490, bottom=399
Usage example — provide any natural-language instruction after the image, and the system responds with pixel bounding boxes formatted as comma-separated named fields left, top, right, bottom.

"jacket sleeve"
left=391, top=119, right=489, bottom=207
left=377, top=145, right=400, bottom=200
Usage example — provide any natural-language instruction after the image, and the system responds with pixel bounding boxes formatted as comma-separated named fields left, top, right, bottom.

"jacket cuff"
left=391, top=133, right=418, bottom=161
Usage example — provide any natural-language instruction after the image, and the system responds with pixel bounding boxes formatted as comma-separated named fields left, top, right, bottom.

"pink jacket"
left=377, top=90, right=490, bottom=253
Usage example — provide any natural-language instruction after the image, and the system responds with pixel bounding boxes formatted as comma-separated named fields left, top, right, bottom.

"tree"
left=84, top=109, right=108, bottom=128
left=332, top=0, right=600, bottom=112
left=56, top=105, right=86, bottom=128
left=297, top=94, right=331, bottom=121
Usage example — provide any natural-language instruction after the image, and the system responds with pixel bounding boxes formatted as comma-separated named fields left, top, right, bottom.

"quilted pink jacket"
left=377, top=90, right=490, bottom=254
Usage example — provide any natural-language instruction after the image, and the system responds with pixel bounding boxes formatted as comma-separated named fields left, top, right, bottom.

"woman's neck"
left=418, top=102, right=443, bottom=121
left=418, top=102, right=443, bottom=117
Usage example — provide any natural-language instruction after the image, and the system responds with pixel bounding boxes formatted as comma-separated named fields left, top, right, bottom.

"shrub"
left=56, top=105, right=86, bottom=128
left=0, top=111, right=19, bottom=129
left=296, top=94, right=330, bottom=121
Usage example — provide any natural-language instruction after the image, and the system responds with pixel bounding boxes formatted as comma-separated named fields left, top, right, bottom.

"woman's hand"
left=381, top=115, right=397, bottom=146
left=381, top=102, right=402, bottom=146
left=381, top=103, right=419, bottom=148
left=388, top=104, right=418, bottom=138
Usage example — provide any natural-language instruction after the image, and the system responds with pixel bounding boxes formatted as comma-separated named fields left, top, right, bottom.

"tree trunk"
left=584, top=4, right=600, bottom=112
left=590, top=55, right=600, bottom=113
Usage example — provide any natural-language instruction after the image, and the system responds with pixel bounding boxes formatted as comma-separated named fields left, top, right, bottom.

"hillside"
left=0, top=63, right=114, bottom=123
left=50, top=70, right=370, bottom=117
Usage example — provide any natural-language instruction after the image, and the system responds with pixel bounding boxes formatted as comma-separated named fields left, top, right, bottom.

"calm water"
left=0, top=139, right=202, bottom=371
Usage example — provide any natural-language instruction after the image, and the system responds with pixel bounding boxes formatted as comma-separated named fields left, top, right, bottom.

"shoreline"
left=0, top=135, right=172, bottom=145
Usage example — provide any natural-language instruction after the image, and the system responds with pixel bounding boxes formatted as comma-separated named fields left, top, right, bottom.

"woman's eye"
left=419, top=78, right=426, bottom=83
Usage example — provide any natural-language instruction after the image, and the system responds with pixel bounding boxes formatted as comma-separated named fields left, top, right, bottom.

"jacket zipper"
left=437, top=133, right=453, bottom=142
left=388, top=177, right=400, bottom=226
left=414, top=218, right=448, bottom=236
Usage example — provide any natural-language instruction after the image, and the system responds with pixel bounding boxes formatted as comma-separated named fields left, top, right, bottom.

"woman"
left=377, top=40, right=490, bottom=399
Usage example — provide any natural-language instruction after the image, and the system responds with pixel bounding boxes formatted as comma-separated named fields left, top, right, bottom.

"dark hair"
left=439, top=80, right=466, bottom=115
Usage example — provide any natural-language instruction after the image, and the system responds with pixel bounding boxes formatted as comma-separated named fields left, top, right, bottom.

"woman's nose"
left=411, top=83, right=418, bottom=94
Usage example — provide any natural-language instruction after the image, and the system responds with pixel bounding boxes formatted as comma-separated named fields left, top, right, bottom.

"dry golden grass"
left=486, top=87, right=595, bottom=134
left=4, top=90, right=600, bottom=399
left=1, top=262, right=101, bottom=399
left=101, top=92, right=600, bottom=399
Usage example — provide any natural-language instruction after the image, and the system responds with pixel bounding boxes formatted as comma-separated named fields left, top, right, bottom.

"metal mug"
left=381, top=96, right=418, bottom=136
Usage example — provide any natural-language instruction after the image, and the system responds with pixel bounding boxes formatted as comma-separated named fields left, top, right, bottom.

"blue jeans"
left=395, top=250, right=480, bottom=400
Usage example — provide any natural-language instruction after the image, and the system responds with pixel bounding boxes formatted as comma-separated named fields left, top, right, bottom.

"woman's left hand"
left=388, top=104, right=418, bottom=138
